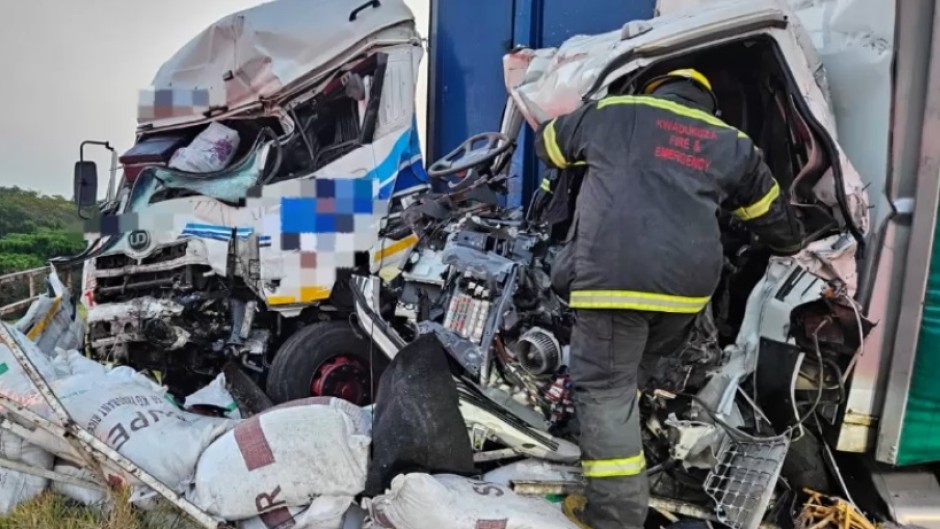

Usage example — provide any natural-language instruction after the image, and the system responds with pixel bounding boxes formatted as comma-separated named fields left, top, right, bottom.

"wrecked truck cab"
left=67, top=0, right=427, bottom=402
left=353, top=2, right=872, bottom=529
left=505, top=0, right=871, bottom=414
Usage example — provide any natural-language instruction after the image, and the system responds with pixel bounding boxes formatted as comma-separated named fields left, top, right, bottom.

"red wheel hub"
left=310, top=355, right=370, bottom=405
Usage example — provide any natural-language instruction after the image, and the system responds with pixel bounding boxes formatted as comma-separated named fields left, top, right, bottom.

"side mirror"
left=74, top=160, right=98, bottom=208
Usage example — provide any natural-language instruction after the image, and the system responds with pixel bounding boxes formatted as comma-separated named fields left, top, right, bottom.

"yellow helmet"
left=642, top=68, right=718, bottom=112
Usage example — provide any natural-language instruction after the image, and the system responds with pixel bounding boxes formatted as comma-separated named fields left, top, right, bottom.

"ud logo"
left=128, top=230, right=151, bottom=251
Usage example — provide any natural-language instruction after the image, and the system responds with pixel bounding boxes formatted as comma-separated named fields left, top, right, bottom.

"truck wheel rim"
left=310, top=355, right=370, bottom=405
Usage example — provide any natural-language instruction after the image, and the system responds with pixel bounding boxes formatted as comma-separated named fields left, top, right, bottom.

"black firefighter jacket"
left=535, top=94, right=805, bottom=313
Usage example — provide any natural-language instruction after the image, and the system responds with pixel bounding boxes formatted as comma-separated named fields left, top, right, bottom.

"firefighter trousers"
left=571, top=309, right=697, bottom=529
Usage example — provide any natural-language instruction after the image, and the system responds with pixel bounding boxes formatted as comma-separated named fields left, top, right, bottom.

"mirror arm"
left=107, top=148, right=118, bottom=203
left=78, top=140, right=114, bottom=220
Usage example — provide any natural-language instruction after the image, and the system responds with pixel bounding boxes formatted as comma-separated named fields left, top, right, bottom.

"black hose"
left=791, top=320, right=829, bottom=429
left=823, top=358, right=846, bottom=405
left=258, top=128, right=283, bottom=185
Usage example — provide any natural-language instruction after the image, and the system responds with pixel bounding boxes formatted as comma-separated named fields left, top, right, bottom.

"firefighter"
left=534, top=68, right=805, bottom=529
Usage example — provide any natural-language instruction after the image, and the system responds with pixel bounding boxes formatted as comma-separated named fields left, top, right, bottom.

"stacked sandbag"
left=236, top=495, right=353, bottom=529
left=189, top=397, right=370, bottom=521
left=184, top=372, right=242, bottom=420
left=50, top=460, right=108, bottom=509
left=482, top=459, right=583, bottom=486
left=1, top=332, right=234, bottom=492
left=368, top=474, right=580, bottom=529
left=0, top=326, right=60, bottom=514
left=0, top=431, right=54, bottom=515
left=41, top=369, right=233, bottom=490
left=0, top=323, right=60, bottom=404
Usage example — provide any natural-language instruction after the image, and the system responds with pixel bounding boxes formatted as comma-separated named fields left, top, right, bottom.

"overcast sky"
left=0, top=0, right=429, bottom=198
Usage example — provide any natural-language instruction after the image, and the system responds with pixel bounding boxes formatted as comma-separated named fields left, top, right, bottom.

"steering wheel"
left=427, top=132, right=513, bottom=178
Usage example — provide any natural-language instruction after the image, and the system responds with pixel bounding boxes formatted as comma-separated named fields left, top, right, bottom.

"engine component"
left=443, top=283, right=493, bottom=345
left=142, top=318, right=191, bottom=350
left=516, top=327, right=564, bottom=376
left=402, top=248, right=449, bottom=285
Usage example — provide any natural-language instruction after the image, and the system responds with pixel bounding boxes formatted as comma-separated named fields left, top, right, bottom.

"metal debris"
left=796, top=489, right=876, bottom=529
left=704, top=435, right=791, bottom=529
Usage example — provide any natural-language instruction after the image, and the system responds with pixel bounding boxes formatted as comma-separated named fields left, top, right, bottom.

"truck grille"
left=96, top=241, right=190, bottom=270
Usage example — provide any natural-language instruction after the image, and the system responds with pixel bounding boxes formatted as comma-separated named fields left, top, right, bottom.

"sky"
left=0, top=0, right=429, bottom=198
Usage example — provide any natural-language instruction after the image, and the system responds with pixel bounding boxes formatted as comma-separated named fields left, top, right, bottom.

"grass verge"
left=0, top=489, right=200, bottom=529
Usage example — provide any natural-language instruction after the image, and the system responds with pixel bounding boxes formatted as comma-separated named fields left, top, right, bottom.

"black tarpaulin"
left=365, top=333, right=477, bottom=495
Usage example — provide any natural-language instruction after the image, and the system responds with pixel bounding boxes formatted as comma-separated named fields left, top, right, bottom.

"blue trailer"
left=427, top=0, right=656, bottom=206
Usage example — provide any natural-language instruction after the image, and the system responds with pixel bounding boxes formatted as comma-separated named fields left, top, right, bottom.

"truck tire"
left=266, top=321, right=387, bottom=405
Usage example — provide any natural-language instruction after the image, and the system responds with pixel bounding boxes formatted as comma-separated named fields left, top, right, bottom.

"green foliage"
left=0, top=229, right=85, bottom=266
left=0, top=187, right=85, bottom=314
left=0, top=186, right=85, bottom=278
left=0, top=186, right=83, bottom=238
left=0, top=253, right=45, bottom=275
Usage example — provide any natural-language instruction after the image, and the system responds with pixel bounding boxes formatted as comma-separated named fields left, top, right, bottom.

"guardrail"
left=0, top=266, right=75, bottom=318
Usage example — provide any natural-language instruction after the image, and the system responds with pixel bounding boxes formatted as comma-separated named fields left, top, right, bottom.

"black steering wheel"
left=427, top=132, right=513, bottom=178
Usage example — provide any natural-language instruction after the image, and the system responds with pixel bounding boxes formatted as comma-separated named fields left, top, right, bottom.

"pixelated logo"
left=128, top=230, right=151, bottom=251
left=137, top=87, right=225, bottom=123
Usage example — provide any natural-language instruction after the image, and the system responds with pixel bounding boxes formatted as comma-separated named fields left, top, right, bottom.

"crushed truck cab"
left=64, top=0, right=426, bottom=399
left=352, top=2, right=874, bottom=528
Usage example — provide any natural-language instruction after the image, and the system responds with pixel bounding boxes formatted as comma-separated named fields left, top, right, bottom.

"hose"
left=681, top=319, right=831, bottom=443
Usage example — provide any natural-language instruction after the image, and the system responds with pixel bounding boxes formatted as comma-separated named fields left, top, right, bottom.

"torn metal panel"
left=14, top=268, right=85, bottom=355
left=142, top=0, right=417, bottom=128
left=503, top=0, right=870, bottom=296
left=653, top=0, right=894, bottom=294
left=456, top=386, right=581, bottom=463
left=786, top=0, right=895, bottom=229
left=664, top=414, right=723, bottom=469
left=86, top=297, right=184, bottom=323
left=872, top=469, right=940, bottom=529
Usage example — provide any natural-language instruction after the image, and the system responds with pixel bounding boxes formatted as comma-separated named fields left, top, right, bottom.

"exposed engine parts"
left=383, top=206, right=578, bottom=428
left=516, top=327, right=566, bottom=377
left=85, top=247, right=278, bottom=396
left=352, top=162, right=876, bottom=529
left=442, top=281, right=493, bottom=345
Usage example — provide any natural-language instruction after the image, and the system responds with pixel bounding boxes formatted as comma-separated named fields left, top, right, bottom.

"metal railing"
left=0, top=266, right=75, bottom=318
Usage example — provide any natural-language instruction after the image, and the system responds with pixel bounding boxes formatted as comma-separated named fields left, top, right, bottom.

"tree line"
left=0, top=187, right=86, bottom=312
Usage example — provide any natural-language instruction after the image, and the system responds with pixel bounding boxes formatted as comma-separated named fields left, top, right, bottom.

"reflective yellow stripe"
left=543, top=119, right=569, bottom=168
left=26, top=297, right=62, bottom=341
left=374, top=234, right=419, bottom=262
left=598, top=95, right=748, bottom=139
left=268, top=286, right=332, bottom=306
left=541, top=178, right=553, bottom=192
left=570, top=290, right=709, bottom=313
left=582, top=453, right=646, bottom=478
left=734, top=180, right=780, bottom=221
left=300, top=286, right=331, bottom=302
left=267, top=295, right=297, bottom=305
